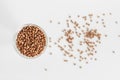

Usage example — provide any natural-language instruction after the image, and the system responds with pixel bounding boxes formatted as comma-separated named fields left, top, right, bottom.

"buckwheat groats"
left=48, top=12, right=116, bottom=69
left=16, top=24, right=47, bottom=58
left=15, top=12, right=119, bottom=70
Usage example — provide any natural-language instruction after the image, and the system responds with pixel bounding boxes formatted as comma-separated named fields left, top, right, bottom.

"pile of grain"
left=16, top=24, right=46, bottom=57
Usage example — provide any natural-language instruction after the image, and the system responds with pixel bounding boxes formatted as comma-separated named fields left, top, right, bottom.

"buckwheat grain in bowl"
left=15, top=24, right=47, bottom=58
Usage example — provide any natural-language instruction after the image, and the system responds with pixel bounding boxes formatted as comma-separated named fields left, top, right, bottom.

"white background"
left=0, top=0, right=120, bottom=80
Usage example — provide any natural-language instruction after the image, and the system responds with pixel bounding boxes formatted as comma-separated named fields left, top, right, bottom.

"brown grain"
left=64, top=60, right=68, bottom=62
left=16, top=24, right=46, bottom=57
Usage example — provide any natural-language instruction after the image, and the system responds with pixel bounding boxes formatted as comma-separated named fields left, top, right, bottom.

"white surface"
left=0, top=0, right=120, bottom=80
